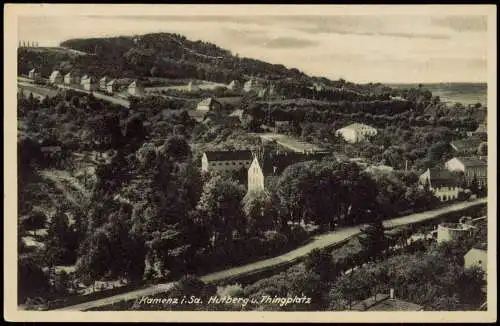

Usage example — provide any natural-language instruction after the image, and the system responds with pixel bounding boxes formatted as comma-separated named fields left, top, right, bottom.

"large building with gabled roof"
left=445, top=156, right=487, bottom=188
left=335, top=123, right=377, bottom=143
left=201, top=150, right=253, bottom=173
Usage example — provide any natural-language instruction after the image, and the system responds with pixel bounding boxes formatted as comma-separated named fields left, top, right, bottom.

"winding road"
left=52, top=198, right=486, bottom=311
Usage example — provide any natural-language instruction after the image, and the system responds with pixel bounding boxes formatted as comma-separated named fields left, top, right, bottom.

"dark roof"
left=450, top=137, right=483, bottom=152
left=258, top=151, right=328, bottom=176
left=455, top=156, right=487, bottom=168
left=428, top=167, right=460, bottom=187
left=351, top=294, right=423, bottom=311
left=204, top=150, right=253, bottom=161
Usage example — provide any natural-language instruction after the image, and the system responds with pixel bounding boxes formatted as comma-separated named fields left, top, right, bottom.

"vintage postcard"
left=4, top=4, right=497, bottom=323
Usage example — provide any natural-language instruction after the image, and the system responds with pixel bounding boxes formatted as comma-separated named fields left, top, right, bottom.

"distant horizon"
left=17, top=11, right=489, bottom=84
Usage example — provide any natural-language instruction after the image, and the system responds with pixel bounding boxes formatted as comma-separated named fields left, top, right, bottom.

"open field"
left=251, top=132, right=328, bottom=153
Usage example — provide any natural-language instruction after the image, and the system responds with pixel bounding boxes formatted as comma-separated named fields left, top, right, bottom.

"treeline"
left=245, top=100, right=479, bottom=131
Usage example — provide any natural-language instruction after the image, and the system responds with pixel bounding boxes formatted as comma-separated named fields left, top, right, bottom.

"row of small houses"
left=29, top=68, right=145, bottom=97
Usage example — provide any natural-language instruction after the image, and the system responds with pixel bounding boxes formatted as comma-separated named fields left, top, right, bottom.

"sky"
left=17, top=9, right=490, bottom=84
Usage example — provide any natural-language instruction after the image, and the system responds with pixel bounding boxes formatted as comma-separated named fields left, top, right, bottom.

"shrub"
left=216, top=283, right=244, bottom=298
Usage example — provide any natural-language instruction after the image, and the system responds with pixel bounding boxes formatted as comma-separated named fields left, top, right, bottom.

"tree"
left=242, top=191, right=276, bottom=233
left=76, top=228, right=112, bottom=291
left=45, top=211, right=78, bottom=265
left=359, top=220, right=387, bottom=261
left=196, top=175, right=246, bottom=248
left=305, top=248, right=340, bottom=282
left=18, top=256, right=51, bottom=304
left=159, top=135, right=191, bottom=162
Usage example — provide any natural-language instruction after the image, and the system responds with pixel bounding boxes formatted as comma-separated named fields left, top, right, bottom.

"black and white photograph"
left=4, top=4, right=497, bottom=323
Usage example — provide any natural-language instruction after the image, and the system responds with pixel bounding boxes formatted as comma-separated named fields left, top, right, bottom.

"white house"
left=106, top=79, right=118, bottom=94
left=243, top=77, right=264, bottom=93
left=49, top=70, right=62, bottom=84
left=247, top=151, right=329, bottom=195
left=227, top=80, right=241, bottom=91
left=80, top=74, right=89, bottom=85
left=464, top=245, right=487, bottom=278
left=28, top=68, right=42, bottom=82
left=82, top=76, right=98, bottom=91
left=99, top=76, right=109, bottom=91
left=419, top=167, right=462, bottom=201
left=201, top=150, right=253, bottom=173
left=64, top=72, right=80, bottom=85
left=127, top=80, right=145, bottom=97
left=335, top=123, right=377, bottom=143
left=196, top=97, right=222, bottom=112
left=445, top=157, right=487, bottom=188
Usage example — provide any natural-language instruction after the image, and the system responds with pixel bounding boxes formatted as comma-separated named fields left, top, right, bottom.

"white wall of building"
left=247, top=157, right=265, bottom=193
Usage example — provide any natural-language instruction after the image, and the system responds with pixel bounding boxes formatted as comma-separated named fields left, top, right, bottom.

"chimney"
left=390, top=288, right=394, bottom=300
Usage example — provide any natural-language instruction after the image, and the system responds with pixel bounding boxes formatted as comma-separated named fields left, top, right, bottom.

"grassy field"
left=388, top=83, right=487, bottom=106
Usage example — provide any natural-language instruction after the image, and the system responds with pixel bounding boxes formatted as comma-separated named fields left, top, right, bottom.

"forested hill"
left=19, top=32, right=390, bottom=95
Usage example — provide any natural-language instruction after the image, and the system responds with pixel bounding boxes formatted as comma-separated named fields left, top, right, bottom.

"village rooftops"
left=425, top=167, right=461, bottom=187
left=454, top=156, right=487, bottom=168
left=106, top=79, right=117, bottom=86
left=204, top=150, right=253, bottom=162
left=350, top=294, right=424, bottom=311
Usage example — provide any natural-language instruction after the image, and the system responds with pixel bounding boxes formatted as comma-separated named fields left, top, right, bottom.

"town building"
left=445, top=156, right=487, bottom=188
left=196, top=97, right=222, bottom=112
left=450, top=137, right=484, bottom=155
left=106, top=79, right=118, bottom=94
left=437, top=222, right=475, bottom=244
left=335, top=123, right=377, bottom=143
left=49, top=70, right=63, bottom=84
left=201, top=150, right=253, bottom=173
left=82, top=76, right=98, bottom=91
left=464, top=244, right=487, bottom=279
left=127, top=80, right=145, bottom=97
left=80, top=74, right=89, bottom=85
left=350, top=291, right=424, bottom=311
left=99, top=76, right=109, bottom=91
left=28, top=68, right=42, bottom=82
left=419, top=167, right=463, bottom=201
left=247, top=151, right=329, bottom=195
left=467, top=122, right=487, bottom=140
left=243, top=77, right=264, bottom=93
left=227, top=80, right=241, bottom=91
left=64, top=72, right=80, bottom=85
